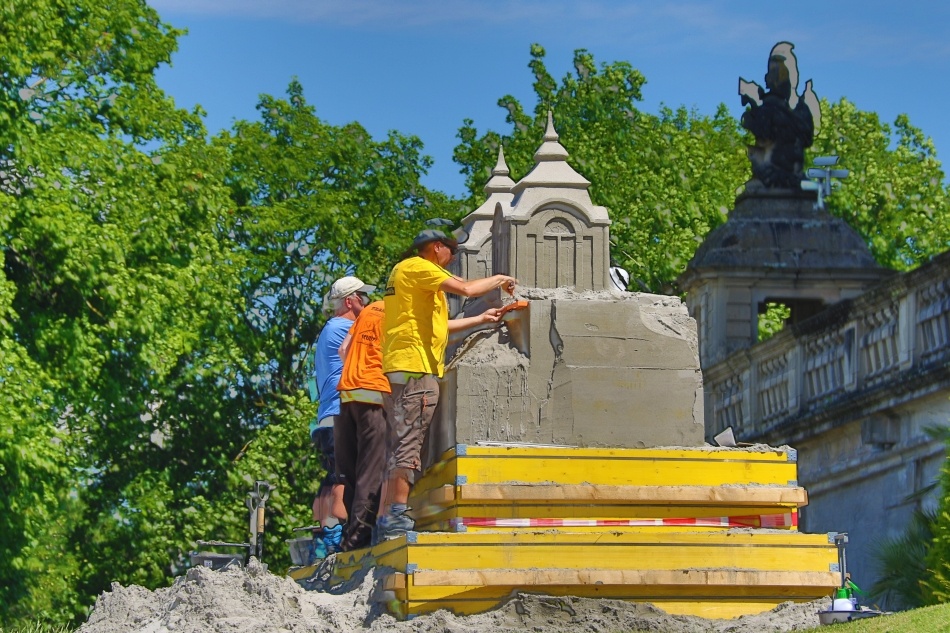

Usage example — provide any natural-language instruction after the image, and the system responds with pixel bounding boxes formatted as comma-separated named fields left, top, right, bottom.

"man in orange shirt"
left=335, top=300, right=388, bottom=551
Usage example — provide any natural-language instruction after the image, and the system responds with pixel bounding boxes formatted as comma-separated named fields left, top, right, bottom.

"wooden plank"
left=387, top=566, right=832, bottom=620
left=405, top=543, right=835, bottom=573
left=429, top=503, right=801, bottom=519
left=416, top=504, right=798, bottom=532
left=398, top=531, right=837, bottom=574
left=420, top=521, right=798, bottom=534
left=403, top=529, right=831, bottom=547
left=383, top=573, right=406, bottom=590
left=454, top=456, right=796, bottom=486
left=287, top=565, right=317, bottom=581
left=412, top=454, right=459, bottom=494
left=410, top=568, right=838, bottom=588
left=391, top=577, right=834, bottom=600
left=409, top=484, right=456, bottom=518
left=454, top=445, right=793, bottom=462
left=330, top=537, right=410, bottom=584
left=453, top=484, right=807, bottom=506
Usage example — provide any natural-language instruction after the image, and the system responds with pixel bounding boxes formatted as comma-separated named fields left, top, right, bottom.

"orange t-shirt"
left=337, top=301, right=390, bottom=394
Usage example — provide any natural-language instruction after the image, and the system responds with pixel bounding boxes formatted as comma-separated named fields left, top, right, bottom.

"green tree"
left=453, top=45, right=950, bottom=293
left=454, top=44, right=747, bottom=292
left=0, top=0, right=245, bottom=624
left=871, top=507, right=937, bottom=609
left=813, top=100, right=950, bottom=270
left=199, top=81, right=458, bottom=563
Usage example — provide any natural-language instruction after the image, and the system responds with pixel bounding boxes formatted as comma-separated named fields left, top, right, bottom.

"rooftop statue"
left=739, top=42, right=821, bottom=190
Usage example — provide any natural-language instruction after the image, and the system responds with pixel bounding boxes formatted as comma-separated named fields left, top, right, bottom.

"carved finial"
left=484, top=145, right=516, bottom=194
left=493, top=146, right=510, bottom=177
left=544, top=110, right=558, bottom=142
left=534, top=111, right=569, bottom=163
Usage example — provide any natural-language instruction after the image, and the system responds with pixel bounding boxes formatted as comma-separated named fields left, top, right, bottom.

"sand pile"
left=78, top=558, right=828, bottom=633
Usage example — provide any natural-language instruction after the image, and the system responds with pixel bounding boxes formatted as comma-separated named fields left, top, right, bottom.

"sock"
left=323, top=517, right=340, bottom=529
left=390, top=503, right=408, bottom=516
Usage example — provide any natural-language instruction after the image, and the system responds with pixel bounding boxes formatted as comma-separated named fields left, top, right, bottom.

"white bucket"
left=286, top=536, right=312, bottom=566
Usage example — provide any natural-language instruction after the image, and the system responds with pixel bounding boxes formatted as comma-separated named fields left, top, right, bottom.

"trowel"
left=501, top=300, right=529, bottom=356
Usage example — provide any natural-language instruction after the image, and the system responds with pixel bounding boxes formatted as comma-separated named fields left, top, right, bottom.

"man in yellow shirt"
left=378, top=229, right=517, bottom=540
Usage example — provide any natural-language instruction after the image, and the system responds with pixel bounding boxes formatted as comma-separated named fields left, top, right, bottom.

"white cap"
left=328, top=276, right=375, bottom=300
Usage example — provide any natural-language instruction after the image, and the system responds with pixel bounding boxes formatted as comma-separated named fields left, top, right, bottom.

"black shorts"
left=312, top=422, right=338, bottom=492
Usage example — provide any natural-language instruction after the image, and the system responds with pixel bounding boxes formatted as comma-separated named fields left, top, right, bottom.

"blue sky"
left=150, top=0, right=949, bottom=198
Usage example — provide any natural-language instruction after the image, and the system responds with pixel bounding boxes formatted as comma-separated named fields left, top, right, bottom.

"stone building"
left=679, top=183, right=950, bottom=603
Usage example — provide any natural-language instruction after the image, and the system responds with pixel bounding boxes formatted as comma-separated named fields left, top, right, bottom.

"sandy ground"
left=78, top=558, right=830, bottom=633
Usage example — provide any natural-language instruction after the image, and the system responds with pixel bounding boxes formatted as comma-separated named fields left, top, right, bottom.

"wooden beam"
left=398, top=532, right=836, bottom=574
left=454, top=484, right=807, bottom=506
left=400, top=529, right=831, bottom=547
left=453, top=457, right=796, bottom=487
left=409, top=568, right=838, bottom=589
left=452, top=445, right=794, bottom=462
left=383, top=573, right=406, bottom=590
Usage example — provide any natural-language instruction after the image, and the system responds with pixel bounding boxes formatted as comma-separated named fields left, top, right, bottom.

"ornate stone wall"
left=699, top=231, right=950, bottom=603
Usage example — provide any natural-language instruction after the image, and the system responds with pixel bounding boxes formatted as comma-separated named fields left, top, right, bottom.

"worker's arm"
left=338, top=332, right=353, bottom=360
left=448, top=308, right=503, bottom=332
left=440, top=274, right=516, bottom=298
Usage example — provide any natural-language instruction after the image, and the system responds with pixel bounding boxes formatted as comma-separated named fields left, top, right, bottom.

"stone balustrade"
left=703, top=250, right=950, bottom=444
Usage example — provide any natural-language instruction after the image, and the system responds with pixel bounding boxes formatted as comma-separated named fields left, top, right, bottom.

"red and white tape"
left=451, top=513, right=797, bottom=530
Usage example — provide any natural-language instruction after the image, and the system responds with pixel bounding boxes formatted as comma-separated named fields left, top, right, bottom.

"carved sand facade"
left=428, top=113, right=705, bottom=466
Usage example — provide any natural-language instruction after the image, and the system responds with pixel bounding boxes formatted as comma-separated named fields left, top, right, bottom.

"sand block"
left=434, top=292, right=704, bottom=459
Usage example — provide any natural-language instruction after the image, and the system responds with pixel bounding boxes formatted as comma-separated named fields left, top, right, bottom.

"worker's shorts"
left=384, top=374, right=439, bottom=480
left=312, top=421, right=338, bottom=494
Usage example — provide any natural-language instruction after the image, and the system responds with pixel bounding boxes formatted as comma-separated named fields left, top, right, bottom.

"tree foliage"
left=4, top=7, right=950, bottom=625
left=0, top=0, right=244, bottom=624
left=871, top=507, right=937, bottom=610
left=454, top=44, right=748, bottom=292
left=811, top=101, right=950, bottom=270
left=453, top=45, right=950, bottom=292
left=0, top=1, right=455, bottom=619
left=196, top=81, right=455, bottom=563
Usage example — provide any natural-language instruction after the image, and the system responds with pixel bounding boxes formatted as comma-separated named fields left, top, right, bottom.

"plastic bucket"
left=287, top=536, right=312, bottom=566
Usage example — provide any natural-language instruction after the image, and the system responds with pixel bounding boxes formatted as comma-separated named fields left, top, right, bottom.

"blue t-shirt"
left=313, top=316, right=353, bottom=430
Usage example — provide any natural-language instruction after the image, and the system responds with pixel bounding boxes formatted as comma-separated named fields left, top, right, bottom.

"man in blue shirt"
left=311, top=275, right=374, bottom=559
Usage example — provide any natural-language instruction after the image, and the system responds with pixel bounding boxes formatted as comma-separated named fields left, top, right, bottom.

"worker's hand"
left=496, top=275, right=517, bottom=295
left=480, top=307, right=503, bottom=324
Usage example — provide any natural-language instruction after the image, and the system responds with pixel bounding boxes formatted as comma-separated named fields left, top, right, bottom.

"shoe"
left=321, top=524, right=343, bottom=555
left=309, top=533, right=328, bottom=564
left=376, top=508, right=415, bottom=542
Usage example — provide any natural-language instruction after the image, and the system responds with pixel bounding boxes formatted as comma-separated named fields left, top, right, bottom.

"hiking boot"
left=309, top=533, right=328, bottom=564
left=321, top=523, right=343, bottom=555
left=375, top=507, right=415, bottom=542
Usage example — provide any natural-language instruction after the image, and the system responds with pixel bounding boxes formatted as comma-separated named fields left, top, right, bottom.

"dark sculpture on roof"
left=739, top=42, right=820, bottom=190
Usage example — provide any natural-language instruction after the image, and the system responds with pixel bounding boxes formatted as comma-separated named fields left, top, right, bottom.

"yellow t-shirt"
left=382, top=256, right=453, bottom=377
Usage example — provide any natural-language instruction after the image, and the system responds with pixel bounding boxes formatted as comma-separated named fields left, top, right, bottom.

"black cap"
left=411, top=228, right=458, bottom=251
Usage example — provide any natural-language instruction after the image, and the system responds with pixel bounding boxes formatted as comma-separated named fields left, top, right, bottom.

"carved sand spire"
left=485, top=145, right=516, bottom=193
left=450, top=145, right=516, bottom=292
left=513, top=111, right=590, bottom=191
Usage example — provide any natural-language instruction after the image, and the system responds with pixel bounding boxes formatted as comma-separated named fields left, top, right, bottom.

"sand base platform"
left=290, top=445, right=838, bottom=620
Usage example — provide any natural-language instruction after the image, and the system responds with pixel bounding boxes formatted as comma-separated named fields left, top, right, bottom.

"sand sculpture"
left=429, top=112, right=705, bottom=465
left=303, top=112, right=841, bottom=620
